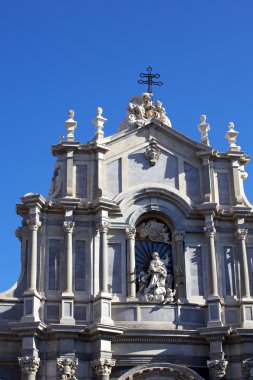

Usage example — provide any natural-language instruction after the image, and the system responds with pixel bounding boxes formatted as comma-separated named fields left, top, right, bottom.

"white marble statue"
left=137, top=251, right=175, bottom=304
left=119, top=93, right=172, bottom=130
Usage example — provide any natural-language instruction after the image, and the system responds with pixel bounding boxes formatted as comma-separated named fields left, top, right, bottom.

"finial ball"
left=97, top=107, right=103, bottom=116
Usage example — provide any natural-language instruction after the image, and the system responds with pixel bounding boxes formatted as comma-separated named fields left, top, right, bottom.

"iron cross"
left=138, top=66, right=163, bottom=94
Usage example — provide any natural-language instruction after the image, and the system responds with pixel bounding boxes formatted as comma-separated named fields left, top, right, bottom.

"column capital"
left=204, top=225, right=216, bottom=238
left=57, top=357, right=78, bottom=379
left=235, top=228, right=248, bottom=241
left=91, top=358, right=116, bottom=376
left=96, top=221, right=110, bottom=234
left=242, top=357, right=253, bottom=380
left=63, top=220, right=75, bottom=234
left=18, top=355, right=40, bottom=375
left=207, top=359, right=228, bottom=378
left=173, top=231, right=185, bottom=242
left=28, top=217, right=41, bottom=231
left=126, top=227, right=136, bottom=239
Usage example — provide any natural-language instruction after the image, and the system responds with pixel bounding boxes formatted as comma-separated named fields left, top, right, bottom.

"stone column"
left=57, top=357, right=78, bottom=380
left=204, top=226, right=219, bottom=298
left=173, top=231, right=186, bottom=300
left=18, top=356, right=40, bottom=380
left=91, top=358, right=116, bottom=380
left=97, top=221, right=110, bottom=293
left=236, top=228, right=250, bottom=298
left=126, top=227, right=136, bottom=298
left=27, top=217, right=41, bottom=292
left=63, top=221, right=75, bottom=294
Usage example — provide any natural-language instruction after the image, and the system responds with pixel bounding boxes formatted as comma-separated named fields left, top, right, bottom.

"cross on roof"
left=138, top=66, right=163, bottom=94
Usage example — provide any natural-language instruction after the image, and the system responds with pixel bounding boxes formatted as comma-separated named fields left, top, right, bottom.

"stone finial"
left=65, top=110, right=77, bottom=142
left=92, top=107, right=107, bottom=141
left=197, top=115, right=210, bottom=146
left=225, top=121, right=240, bottom=151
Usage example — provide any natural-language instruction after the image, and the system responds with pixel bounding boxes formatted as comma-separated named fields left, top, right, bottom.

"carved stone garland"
left=18, top=356, right=40, bottom=375
left=91, top=358, right=116, bottom=376
left=57, top=357, right=78, bottom=380
left=207, top=359, right=228, bottom=378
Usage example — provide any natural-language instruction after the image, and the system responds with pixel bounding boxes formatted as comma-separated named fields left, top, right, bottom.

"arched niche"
left=117, top=363, right=205, bottom=380
left=134, top=213, right=175, bottom=304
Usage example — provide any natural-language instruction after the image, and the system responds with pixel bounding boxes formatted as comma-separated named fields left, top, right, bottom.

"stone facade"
left=0, top=93, right=253, bottom=379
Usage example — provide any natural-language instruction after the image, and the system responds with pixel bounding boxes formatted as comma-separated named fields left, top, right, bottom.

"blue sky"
left=0, top=1, right=253, bottom=291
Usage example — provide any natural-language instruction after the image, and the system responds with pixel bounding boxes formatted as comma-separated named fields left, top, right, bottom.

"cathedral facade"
left=0, top=92, right=253, bottom=380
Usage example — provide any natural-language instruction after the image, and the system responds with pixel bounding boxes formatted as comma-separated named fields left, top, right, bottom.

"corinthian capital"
left=63, top=221, right=75, bottom=234
left=242, top=357, right=253, bottom=380
left=96, top=221, right=110, bottom=234
left=235, top=228, right=248, bottom=241
left=126, top=227, right=136, bottom=239
left=173, top=231, right=185, bottom=242
left=18, top=355, right=40, bottom=375
left=207, top=359, right=228, bottom=378
left=91, top=358, right=116, bottom=376
left=57, top=357, right=78, bottom=380
left=204, top=225, right=216, bottom=238
left=28, top=217, right=41, bottom=231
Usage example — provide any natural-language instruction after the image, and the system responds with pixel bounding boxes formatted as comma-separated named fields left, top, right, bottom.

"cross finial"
left=138, top=67, right=163, bottom=94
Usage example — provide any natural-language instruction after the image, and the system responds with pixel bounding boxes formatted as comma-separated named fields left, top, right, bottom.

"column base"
left=21, top=293, right=41, bottom=323
left=240, top=303, right=253, bottom=327
left=207, top=300, right=223, bottom=327
left=93, top=293, right=114, bottom=325
left=60, top=298, right=75, bottom=325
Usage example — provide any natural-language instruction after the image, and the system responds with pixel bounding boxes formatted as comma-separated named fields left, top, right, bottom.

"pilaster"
left=126, top=227, right=136, bottom=299
left=235, top=227, right=250, bottom=299
left=173, top=231, right=186, bottom=301
left=21, top=194, right=45, bottom=323
left=61, top=218, right=75, bottom=325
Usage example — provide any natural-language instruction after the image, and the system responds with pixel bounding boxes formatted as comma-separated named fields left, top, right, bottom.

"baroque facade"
left=0, top=92, right=253, bottom=379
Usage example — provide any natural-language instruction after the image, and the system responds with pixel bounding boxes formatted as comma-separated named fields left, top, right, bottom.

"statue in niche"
left=48, top=161, right=63, bottom=199
left=137, top=251, right=175, bottom=304
left=119, top=93, right=172, bottom=131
